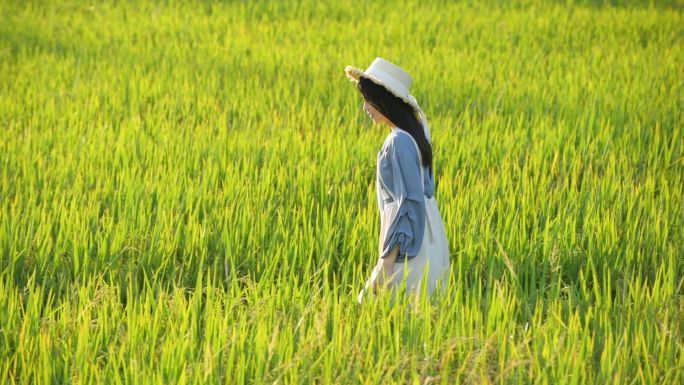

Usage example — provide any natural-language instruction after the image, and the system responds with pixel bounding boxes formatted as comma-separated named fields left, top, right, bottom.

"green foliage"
left=1, top=0, right=682, bottom=383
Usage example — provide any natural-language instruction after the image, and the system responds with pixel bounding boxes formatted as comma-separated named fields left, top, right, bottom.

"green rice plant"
left=0, top=0, right=682, bottom=383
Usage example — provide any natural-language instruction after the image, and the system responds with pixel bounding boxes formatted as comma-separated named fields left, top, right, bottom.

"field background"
left=1, top=0, right=683, bottom=383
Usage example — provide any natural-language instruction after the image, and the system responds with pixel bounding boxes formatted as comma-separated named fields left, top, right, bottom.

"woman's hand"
left=371, top=245, right=400, bottom=295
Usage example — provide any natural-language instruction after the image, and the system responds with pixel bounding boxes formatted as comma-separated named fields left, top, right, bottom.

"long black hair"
left=357, top=77, right=433, bottom=177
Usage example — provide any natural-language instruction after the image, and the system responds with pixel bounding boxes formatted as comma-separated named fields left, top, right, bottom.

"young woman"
left=345, top=58, right=450, bottom=304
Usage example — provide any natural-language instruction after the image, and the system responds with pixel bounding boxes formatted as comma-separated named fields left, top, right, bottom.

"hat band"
left=408, top=95, right=431, bottom=144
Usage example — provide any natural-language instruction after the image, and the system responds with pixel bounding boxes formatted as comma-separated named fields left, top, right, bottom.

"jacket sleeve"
left=379, top=133, right=426, bottom=263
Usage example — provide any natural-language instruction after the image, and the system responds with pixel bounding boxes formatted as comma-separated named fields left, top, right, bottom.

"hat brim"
left=345, top=65, right=420, bottom=112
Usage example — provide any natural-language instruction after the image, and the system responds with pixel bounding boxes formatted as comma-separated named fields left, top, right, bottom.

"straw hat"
left=345, top=57, right=432, bottom=142
left=345, top=58, right=420, bottom=111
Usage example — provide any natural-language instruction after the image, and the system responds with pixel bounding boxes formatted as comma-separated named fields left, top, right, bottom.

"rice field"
left=1, top=0, right=683, bottom=383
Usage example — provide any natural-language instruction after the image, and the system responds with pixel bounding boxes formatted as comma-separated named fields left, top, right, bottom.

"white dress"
left=358, top=128, right=450, bottom=305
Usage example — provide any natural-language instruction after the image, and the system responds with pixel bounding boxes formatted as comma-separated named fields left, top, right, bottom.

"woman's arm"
left=378, top=133, right=426, bottom=262
left=372, top=244, right=399, bottom=294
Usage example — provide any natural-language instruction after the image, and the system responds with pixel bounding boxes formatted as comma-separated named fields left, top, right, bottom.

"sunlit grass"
left=1, top=0, right=683, bottom=383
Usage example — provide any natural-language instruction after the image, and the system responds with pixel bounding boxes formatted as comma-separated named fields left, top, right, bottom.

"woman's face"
left=363, top=100, right=390, bottom=126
